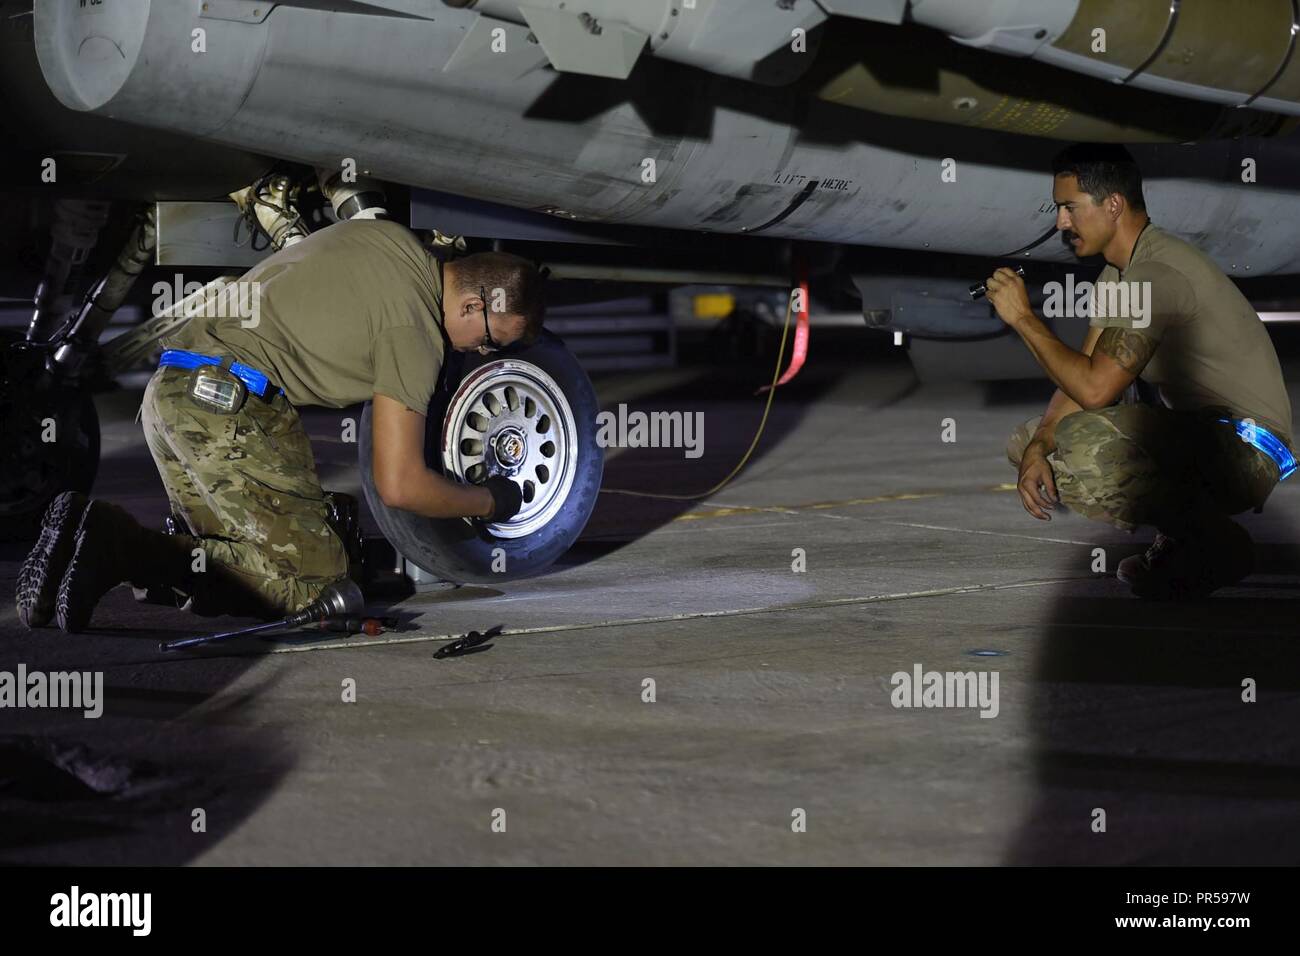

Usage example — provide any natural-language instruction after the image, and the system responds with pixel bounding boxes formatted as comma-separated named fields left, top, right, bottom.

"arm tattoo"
left=1095, top=326, right=1157, bottom=374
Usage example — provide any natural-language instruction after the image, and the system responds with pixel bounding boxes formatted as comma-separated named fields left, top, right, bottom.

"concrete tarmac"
left=2, top=337, right=1298, bottom=865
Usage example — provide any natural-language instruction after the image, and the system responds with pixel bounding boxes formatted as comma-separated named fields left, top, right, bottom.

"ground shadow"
left=0, top=386, right=299, bottom=864
left=1004, top=514, right=1300, bottom=864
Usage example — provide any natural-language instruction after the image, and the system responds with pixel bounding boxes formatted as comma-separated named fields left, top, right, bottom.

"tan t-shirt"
left=162, top=219, right=445, bottom=414
left=1090, top=223, right=1293, bottom=448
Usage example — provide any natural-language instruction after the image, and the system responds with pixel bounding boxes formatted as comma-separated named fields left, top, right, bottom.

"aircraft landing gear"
left=0, top=331, right=100, bottom=541
left=1, top=203, right=155, bottom=541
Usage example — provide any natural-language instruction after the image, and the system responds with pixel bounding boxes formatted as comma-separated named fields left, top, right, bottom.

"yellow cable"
left=598, top=293, right=794, bottom=501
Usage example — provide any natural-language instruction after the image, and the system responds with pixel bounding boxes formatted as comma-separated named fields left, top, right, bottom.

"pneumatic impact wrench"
left=160, top=578, right=366, bottom=652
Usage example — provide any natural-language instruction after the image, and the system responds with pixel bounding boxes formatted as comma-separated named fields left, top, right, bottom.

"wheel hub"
left=442, top=359, right=579, bottom=539
left=491, top=426, right=527, bottom=472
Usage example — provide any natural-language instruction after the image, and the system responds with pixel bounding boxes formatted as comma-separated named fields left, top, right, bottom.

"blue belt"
left=159, top=349, right=280, bottom=399
left=1218, top=417, right=1296, bottom=480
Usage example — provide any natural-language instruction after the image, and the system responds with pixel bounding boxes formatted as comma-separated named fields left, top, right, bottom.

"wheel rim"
left=441, top=359, right=579, bottom=539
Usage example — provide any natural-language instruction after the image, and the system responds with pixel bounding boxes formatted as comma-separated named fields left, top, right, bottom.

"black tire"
left=358, top=331, right=603, bottom=583
left=0, top=333, right=101, bottom=542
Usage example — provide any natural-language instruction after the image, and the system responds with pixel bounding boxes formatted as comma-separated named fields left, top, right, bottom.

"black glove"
left=482, top=476, right=523, bottom=523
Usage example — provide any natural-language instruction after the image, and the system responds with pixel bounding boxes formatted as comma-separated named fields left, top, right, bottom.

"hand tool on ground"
left=433, top=624, right=502, bottom=658
left=159, top=578, right=365, bottom=651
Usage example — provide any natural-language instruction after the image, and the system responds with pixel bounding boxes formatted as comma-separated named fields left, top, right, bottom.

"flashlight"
left=969, top=265, right=1026, bottom=300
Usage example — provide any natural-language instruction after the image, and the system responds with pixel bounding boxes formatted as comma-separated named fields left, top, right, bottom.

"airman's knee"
left=1053, top=410, right=1102, bottom=460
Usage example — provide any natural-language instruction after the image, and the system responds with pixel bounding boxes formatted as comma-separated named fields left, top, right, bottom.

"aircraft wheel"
left=359, top=331, right=603, bottom=583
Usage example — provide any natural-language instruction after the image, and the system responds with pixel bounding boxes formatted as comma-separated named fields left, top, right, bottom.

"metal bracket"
left=520, top=6, right=648, bottom=80
left=197, top=0, right=275, bottom=25
left=813, top=0, right=907, bottom=25
left=156, top=201, right=274, bottom=268
left=443, top=14, right=550, bottom=78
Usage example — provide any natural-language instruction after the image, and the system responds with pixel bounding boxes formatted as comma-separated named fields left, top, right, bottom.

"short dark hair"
left=450, top=251, right=546, bottom=347
left=1051, top=143, right=1146, bottom=212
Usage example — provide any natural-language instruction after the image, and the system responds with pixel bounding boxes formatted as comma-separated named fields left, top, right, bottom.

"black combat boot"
left=324, top=491, right=365, bottom=580
left=54, top=500, right=202, bottom=633
left=1117, top=516, right=1254, bottom=599
left=131, top=511, right=193, bottom=610
left=1118, top=530, right=1190, bottom=598
left=15, top=491, right=89, bottom=628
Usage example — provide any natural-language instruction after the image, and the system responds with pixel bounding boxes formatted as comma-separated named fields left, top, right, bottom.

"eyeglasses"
left=477, top=285, right=502, bottom=355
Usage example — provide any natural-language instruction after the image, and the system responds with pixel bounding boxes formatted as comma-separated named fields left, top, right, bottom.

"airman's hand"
left=480, top=475, right=523, bottom=523
left=985, top=267, right=1032, bottom=327
left=1017, top=441, right=1059, bottom=521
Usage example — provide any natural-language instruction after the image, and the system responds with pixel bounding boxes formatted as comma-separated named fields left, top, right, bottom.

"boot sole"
left=15, top=492, right=88, bottom=628
left=54, top=503, right=110, bottom=634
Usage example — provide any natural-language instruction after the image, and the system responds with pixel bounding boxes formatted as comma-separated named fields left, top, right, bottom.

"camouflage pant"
left=140, top=366, right=348, bottom=614
left=1006, top=404, right=1281, bottom=533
